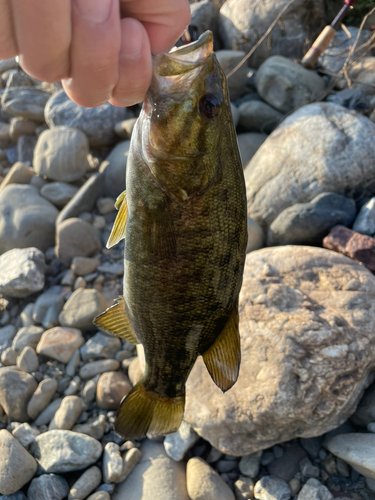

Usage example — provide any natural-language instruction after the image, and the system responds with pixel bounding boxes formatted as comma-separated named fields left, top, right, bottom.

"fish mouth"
left=154, top=31, right=214, bottom=77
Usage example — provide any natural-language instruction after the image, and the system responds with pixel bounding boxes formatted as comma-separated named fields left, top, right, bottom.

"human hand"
left=0, top=0, right=191, bottom=107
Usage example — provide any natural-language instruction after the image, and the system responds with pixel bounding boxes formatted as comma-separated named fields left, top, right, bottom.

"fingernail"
left=74, top=0, right=113, bottom=23
left=119, top=18, right=143, bottom=60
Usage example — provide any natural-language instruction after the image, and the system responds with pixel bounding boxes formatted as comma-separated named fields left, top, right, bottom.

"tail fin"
left=115, top=381, right=185, bottom=440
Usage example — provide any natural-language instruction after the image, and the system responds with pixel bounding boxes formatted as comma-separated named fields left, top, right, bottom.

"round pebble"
left=68, top=465, right=102, bottom=500
left=49, top=395, right=83, bottom=430
left=17, top=346, right=39, bottom=373
left=96, top=371, right=131, bottom=410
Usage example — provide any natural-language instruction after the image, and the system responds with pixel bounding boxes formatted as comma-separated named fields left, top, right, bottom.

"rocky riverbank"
left=1, top=0, right=375, bottom=499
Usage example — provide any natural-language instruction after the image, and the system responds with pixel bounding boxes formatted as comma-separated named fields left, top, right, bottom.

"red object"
left=323, top=225, right=375, bottom=272
left=344, top=0, right=356, bottom=5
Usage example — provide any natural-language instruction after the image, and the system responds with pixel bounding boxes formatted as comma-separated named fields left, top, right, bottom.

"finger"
left=0, top=0, right=18, bottom=59
left=62, top=0, right=121, bottom=108
left=120, top=0, right=191, bottom=54
left=109, top=18, right=152, bottom=107
left=11, top=0, right=71, bottom=82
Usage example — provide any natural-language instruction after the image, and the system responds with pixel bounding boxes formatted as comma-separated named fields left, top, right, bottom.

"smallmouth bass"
left=94, top=31, right=248, bottom=439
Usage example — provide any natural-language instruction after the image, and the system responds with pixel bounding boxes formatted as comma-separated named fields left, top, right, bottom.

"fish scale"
left=94, top=30, right=248, bottom=439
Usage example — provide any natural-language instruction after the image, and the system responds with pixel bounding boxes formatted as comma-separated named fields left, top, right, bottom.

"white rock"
left=326, top=433, right=375, bottom=480
left=164, top=421, right=199, bottom=461
left=0, top=248, right=45, bottom=298
left=353, top=197, right=375, bottom=235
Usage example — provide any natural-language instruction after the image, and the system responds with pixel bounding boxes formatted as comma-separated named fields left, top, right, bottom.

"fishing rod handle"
left=301, top=25, right=336, bottom=69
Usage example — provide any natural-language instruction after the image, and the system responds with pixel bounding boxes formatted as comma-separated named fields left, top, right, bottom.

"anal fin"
left=115, top=381, right=185, bottom=439
left=93, top=296, right=138, bottom=345
left=107, top=190, right=128, bottom=249
left=203, top=302, right=241, bottom=392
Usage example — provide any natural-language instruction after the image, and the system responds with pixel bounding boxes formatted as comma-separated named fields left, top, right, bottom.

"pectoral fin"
left=203, top=303, right=241, bottom=392
left=93, top=296, right=138, bottom=345
left=107, top=191, right=128, bottom=248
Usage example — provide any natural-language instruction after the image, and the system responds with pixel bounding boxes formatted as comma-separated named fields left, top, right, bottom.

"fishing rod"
left=301, top=0, right=356, bottom=69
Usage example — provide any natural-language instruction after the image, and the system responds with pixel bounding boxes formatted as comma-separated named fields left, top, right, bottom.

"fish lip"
left=152, top=31, right=214, bottom=77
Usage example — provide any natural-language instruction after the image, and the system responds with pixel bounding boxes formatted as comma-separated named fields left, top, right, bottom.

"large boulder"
left=45, top=90, right=132, bottom=148
left=184, top=246, right=375, bottom=455
left=219, top=0, right=326, bottom=68
left=246, top=103, right=375, bottom=230
left=0, top=185, right=58, bottom=254
left=255, top=56, right=325, bottom=114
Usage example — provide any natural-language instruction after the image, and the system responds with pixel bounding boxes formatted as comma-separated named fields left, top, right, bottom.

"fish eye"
left=198, top=93, right=221, bottom=120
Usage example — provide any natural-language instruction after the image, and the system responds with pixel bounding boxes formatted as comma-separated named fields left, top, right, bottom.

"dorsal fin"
left=107, top=191, right=128, bottom=248
left=202, top=302, right=241, bottom=392
left=93, top=296, right=138, bottom=345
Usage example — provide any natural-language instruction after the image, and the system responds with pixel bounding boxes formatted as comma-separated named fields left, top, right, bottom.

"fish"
left=94, top=30, right=248, bottom=440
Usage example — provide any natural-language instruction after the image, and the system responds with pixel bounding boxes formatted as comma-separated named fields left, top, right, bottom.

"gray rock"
left=27, top=378, right=58, bottom=420
left=34, top=127, right=90, bottom=182
left=81, top=380, right=97, bottom=404
left=353, top=197, right=375, bottom=236
left=34, top=398, right=62, bottom=427
left=30, top=430, right=102, bottom=474
left=27, top=474, right=69, bottom=500
left=186, top=457, right=235, bottom=500
left=0, top=185, right=58, bottom=253
left=32, top=292, right=64, bottom=329
left=99, top=141, right=129, bottom=198
left=299, top=457, right=319, bottom=478
left=71, top=257, right=100, bottom=276
left=9, top=117, right=38, bottom=142
left=56, top=173, right=104, bottom=226
left=12, top=422, right=39, bottom=448
left=113, top=440, right=189, bottom=500
left=68, top=465, right=102, bottom=500
left=49, top=395, right=83, bottom=430
left=0, top=367, right=37, bottom=421
left=59, top=289, right=107, bottom=330
left=79, top=359, right=120, bottom=379
left=0, top=493, right=27, bottom=500
left=239, top=100, right=284, bottom=134
left=119, top=448, right=143, bottom=483
left=103, top=442, right=123, bottom=483
left=0, top=325, right=16, bottom=356
left=37, top=327, right=84, bottom=363
left=255, top=56, right=325, bottom=114
left=0, top=430, right=37, bottom=495
left=1, top=348, right=17, bottom=367
left=164, top=421, right=199, bottom=462
left=318, top=27, right=372, bottom=74
left=56, top=218, right=102, bottom=266
left=1, top=87, right=50, bottom=121
left=0, top=248, right=45, bottom=298
left=351, top=382, right=375, bottom=427
left=0, top=161, right=34, bottom=193
left=190, top=1, right=219, bottom=42
left=347, top=57, right=375, bottom=96
left=215, top=51, right=248, bottom=100
left=114, top=118, right=137, bottom=139
left=326, top=88, right=372, bottom=113
left=87, top=493, right=110, bottom=500
left=12, top=326, right=44, bottom=354
left=17, top=134, right=37, bottom=163
left=219, top=0, right=326, bottom=68
left=97, top=262, right=123, bottom=275
left=235, top=476, right=255, bottom=500
left=247, top=217, right=265, bottom=254
left=267, top=193, right=356, bottom=246
left=326, top=433, right=375, bottom=479
left=297, top=479, right=333, bottom=500
left=96, top=371, right=131, bottom=410
left=96, top=197, right=115, bottom=216
left=20, top=303, right=35, bottom=328
left=81, top=331, right=121, bottom=361
left=185, top=246, right=375, bottom=455
left=17, top=346, right=39, bottom=373
left=40, top=182, right=79, bottom=209
left=45, top=90, right=131, bottom=147
left=246, top=103, right=375, bottom=231
left=0, top=58, right=18, bottom=74
left=254, top=476, right=291, bottom=500
left=72, top=414, right=106, bottom=440
left=66, top=349, right=81, bottom=377
left=239, top=451, right=262, bottom=478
